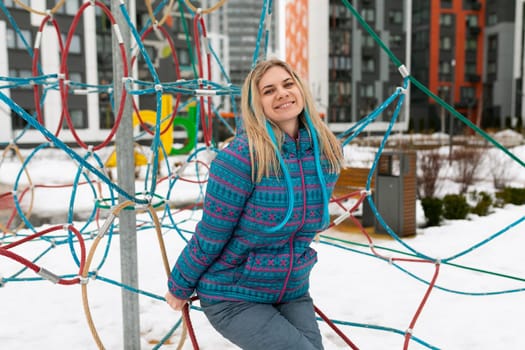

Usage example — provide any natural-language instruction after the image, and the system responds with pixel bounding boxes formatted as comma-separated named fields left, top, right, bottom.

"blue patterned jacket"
left=168, top=125, right=340, bottom=304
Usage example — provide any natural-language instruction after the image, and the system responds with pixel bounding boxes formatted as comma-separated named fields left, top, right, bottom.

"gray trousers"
left=200, top=293, right=324, bottom=350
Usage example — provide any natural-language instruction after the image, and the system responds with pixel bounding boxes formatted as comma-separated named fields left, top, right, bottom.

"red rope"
left=403, top=262, right=440, bottom=350
left=179, top=296, right=359, bottom=350
left=59, top=0, right=128, bottom=151
left=314, top=305, right=360, bottom=349
left=1, top=224, right=86, bottom=285
left=192, top=14, right=213, bottom=147
left=328, top=188, right=442, bottom=349
left=32, top=15, right=65, bottom=138
left=182, top=296, right=200, bottom=350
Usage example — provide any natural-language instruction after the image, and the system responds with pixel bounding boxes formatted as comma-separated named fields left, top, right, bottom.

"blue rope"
left=0, top=91, right=148, bottom=205
left=263, top=121, right=295, bottom=233
left=443, top=216, right=525, bottom=263
left=251, top=0, right=270, bottom=66
left=0, top=2, right=38, bottom=70
left=320, top=239, right=525, bottom=296
left=303, top=108, right=330, bottom=227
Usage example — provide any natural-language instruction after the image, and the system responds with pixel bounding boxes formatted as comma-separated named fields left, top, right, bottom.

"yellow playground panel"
left=105, top=94, right=185, bottom=168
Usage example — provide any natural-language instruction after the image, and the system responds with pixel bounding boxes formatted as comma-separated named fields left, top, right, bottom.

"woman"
left=166, top=58, right=343, bottom=349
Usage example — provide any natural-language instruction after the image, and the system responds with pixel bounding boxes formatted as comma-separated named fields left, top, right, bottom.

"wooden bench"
left=333, top=167, right=375, bottom=197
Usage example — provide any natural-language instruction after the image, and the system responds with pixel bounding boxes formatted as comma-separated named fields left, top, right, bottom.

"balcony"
left=465, top=74, right=481, bottom=82
left=471, top=1, right=482, bottom=11
left=465, top=50, right=478, bottom=61
left=468, top=26, right=481, bottom=35
left=455, top=98, right=478, bottom=109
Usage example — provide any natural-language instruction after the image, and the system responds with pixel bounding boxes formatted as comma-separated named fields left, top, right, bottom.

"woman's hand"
left=165, top=291, right=187, bottom=311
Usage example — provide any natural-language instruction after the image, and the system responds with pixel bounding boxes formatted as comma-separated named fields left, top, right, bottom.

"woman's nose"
left=276, top=87, right=289, bottom=99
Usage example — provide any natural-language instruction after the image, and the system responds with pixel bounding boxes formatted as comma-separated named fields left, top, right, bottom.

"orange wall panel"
left=285, top=0, right=309, bottom=80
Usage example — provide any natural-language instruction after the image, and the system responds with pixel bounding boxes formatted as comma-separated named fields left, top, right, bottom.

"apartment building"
left=484, top=0, right=524, bottom=130
left=0, top=0, right=192, bottom=145
left=328, top=0, right=410, bottom=133
left=1, top=0, right=522, bottom=146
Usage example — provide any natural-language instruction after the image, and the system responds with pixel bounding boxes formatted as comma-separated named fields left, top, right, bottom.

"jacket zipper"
left=277, top=147, right=307, bottom=303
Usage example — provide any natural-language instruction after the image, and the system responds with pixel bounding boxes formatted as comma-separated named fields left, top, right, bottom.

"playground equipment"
left=0, top=0, right=524, bottom=349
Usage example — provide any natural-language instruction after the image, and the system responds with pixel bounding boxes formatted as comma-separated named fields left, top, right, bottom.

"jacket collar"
left=282, top=124, right=313, bottom=156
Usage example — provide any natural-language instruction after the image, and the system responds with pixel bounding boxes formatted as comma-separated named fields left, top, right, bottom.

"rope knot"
left=398, top=64, right=410, bottom=78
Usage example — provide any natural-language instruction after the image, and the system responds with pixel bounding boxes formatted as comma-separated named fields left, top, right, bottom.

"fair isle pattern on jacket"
left=168, top=125, right=340, bottom=304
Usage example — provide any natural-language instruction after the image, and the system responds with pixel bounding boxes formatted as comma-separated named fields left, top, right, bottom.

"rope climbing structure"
left=0, top=0, right=524, bottom=349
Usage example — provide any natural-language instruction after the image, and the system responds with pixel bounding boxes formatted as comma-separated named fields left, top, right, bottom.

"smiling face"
left=257, top=66, right=304, bottom=137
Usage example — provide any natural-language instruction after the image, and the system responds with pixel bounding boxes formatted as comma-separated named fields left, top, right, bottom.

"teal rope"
left=264, top=121, right=295, bottom=233
left=303, top=108, right=330, bottom=227
left=340, top=0, right=525, bottom=169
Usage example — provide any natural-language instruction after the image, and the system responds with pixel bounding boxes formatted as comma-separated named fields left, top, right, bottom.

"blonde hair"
left=240, top=58, right=343, bottom=182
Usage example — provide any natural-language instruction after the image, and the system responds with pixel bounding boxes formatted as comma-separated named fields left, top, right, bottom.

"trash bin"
left=373, top=151, right=417, bottom=237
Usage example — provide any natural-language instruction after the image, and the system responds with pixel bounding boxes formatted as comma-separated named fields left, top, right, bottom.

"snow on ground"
left=1, top=141, right=524, bottom=349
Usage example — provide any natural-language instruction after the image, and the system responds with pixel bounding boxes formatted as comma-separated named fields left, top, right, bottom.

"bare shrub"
left=487, top=152, right=517, bottom=190
left=417, top=148, right=444, bottom=198
left=451, top=147, right=484, bottom=195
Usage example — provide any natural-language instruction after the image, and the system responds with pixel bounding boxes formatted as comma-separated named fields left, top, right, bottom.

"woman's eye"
left=263, top=89, right=274, bottom=95
left=284, top=82, right=294, bottom=88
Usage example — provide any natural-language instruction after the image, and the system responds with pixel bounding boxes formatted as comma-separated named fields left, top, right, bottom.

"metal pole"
left=449, top=58, right=455, bottom=164
left=403, top=0, right=412, bottom=132
left=111, top=0, right=141, bottom=348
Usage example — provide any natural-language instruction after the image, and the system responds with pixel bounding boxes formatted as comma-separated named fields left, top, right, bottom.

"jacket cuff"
left=167, top=274, right=194, bottom=300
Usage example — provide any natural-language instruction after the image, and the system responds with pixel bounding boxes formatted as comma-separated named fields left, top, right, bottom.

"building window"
left=440, top=36, right=452, bottom=50
left=9, top=69, right=34, bottom=89
left=95, top=6, right=112, bottom=33
left=362, top=35, right=374, bottom=49
left=465, top=63, right=477, bottom=75
left=487, top=13, right=498, bottom=26
left=11, top=108, right=34, bottom=130
left=4, top=0, right=13, bottom=7
left=99, top=98, right=114, bottom=130
left=388, top=10, right=403, bottom=25
left=7, top=28, right=32, bottom=50
left=466, top=37, right=477, bottom=51
left=63, top=109, right=87, bottom=129
left=65, top=0, right=79, bottom=15
left=68, top=72, right=83, bottom=84
left=466, top=15, right=478, bottom=27
left=460, top=86, right=476, bottom=101
left=439, top=60, right=451, bottom=74
left=438, top=85, right=451, bottom=101
left=7, top=29, right=16, bottom=49
left=413, top=31, right=428, bottom=50
left=62, top=33, right=82, bottom=54
left=390, top=34, right=402, bottom=48
left=487, top=62, right=496, bottom=75
left=179, top=49, right=190, bottom=66
left=361, top=8, right=375, bottom=22
left=332, top=56, right=351, bottom=70
left=440, top=14, right=453, bottom=26
left=56, top=0, right=78, bottom=15
left=329, top=106, right=351, bottom=123
left=360, top=83, right=375, bottom=98
left=332, top=31, right=352, bottom=55
left=439, top=60, right=453, bottom=82
left=488, top=35, right=497, bottom=51
left=441, top=0, right=452, bottom=8
left=330, top=81, right=352, bottom=107
left=362, top=57, right=375, bottom=73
